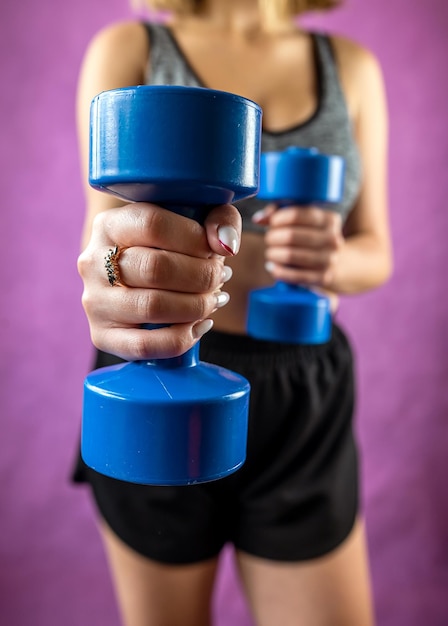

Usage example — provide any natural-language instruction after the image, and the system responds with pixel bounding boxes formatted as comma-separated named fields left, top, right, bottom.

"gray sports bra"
left=143, top=22, right=361, bottom=231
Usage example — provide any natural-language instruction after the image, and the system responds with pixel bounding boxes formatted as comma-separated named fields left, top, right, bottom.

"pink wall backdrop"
left=1, top=0, right=447, bottom=624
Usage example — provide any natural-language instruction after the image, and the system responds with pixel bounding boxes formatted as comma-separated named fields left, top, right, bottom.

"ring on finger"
left=104, top=244, right=125, bottom=286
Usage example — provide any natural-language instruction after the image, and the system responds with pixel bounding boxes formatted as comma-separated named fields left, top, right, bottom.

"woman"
left=75, top=0, right=392, bottom=624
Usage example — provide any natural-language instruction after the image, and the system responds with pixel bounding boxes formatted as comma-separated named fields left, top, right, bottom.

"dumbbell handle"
left=139, top=203, right=212, bottom=367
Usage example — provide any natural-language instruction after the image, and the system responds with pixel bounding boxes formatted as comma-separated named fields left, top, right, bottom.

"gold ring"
left=104, top=245, right=125, bottom=286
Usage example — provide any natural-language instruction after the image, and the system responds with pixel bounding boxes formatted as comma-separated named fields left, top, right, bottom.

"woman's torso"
left=142, top=20, right=362, bottom=334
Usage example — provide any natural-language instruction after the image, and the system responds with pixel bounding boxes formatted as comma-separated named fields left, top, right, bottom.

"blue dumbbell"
left=81, top=85, right=262, bottom=485
left=247, top=147, right=345, bottom=344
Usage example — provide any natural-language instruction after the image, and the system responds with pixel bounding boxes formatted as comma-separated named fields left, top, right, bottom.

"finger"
left=265, top=226, right=340, bottom=250
left=82, top=285, right=229, bottom=327
left=269, top=206, right=342, bottom=232
left=203, top=204, right=242, bottom=256
left=108, top=247, right=231, bottom=292
left=265, top=261, right=333, bottom=287
left=90, top=319, right=214, bottom=362
left=265, top=246, right=337, bottom=270
left=91, top=203, right=212, bottom=259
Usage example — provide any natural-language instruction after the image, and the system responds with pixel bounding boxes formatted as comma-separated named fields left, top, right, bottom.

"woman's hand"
left=77, top=202, right=241, bottom=361
left=253, top=204, right=344, bottom=288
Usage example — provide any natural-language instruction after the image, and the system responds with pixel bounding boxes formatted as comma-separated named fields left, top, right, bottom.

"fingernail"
left=265, top=261, right=275, bottom=273
left=218, top=225, right=239, bottom=255
left=221, top=265, right=233, bottom=283
left=192, top=318, right=214, bottom=339
left=215, top=291, right=230, bottom=308
left=252, top=204, right=276, bottom=223
left=251, top=208, right=268, bottom=222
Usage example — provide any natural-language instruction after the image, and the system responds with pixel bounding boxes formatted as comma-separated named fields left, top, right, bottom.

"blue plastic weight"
left=81, top=86, right=262, bottom=485
left=247, top=147, right=345, bottom=344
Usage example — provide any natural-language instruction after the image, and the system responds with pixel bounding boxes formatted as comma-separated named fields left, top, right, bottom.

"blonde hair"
left=132, top=0, right=341, bottom=21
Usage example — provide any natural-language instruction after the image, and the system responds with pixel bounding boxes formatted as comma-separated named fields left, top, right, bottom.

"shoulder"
left=330, top=34, right=383, bottom=79
left=87, top=20, right=149, bottom=56
left=81, top=20, right=150, bottom=86
left=325, top=34, right=386, bottom=120
left=76, top=21, right=151, bottom=176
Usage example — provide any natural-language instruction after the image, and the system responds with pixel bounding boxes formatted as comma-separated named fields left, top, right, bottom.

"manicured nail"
left=252, top=204, right=276, bottom=223
left=215, top=291, right=230, bottom=309
left=221, top=265, right=233, bottom=283
left=218, top=225, right=239, bottom=255
left=251, top=208, right=269, bottom=222
left=192, top=318, right=214, bottom=339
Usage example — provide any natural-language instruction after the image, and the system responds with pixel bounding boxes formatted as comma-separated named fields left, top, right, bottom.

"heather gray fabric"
left=143, top=22, right=361, bottom=231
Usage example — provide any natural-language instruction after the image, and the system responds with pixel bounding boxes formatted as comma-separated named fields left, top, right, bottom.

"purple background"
left=1, top=0, right=447, bottom=624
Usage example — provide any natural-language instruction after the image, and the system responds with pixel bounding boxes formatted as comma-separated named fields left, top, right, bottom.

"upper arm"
left=332, top=37, right=391, bottom=253
left=76, top=21, right=149, bottom=249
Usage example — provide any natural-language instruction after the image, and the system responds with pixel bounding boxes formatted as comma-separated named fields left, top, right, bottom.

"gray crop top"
left=143, top=22, right=361, bottom=231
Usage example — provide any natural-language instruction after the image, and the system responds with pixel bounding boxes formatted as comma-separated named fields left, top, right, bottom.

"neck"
left=172, top=0, right=295, bottom=37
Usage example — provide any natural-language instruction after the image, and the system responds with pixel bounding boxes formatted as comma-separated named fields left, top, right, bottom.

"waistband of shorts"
left=200, top=322, right=350, bottom=369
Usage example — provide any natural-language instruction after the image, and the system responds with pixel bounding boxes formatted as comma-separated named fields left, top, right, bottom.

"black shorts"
left=72, top=323, right=359, bottom=564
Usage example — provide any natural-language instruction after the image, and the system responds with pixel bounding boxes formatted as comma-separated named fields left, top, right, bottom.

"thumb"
left=204, top=204, right=242, bottom=256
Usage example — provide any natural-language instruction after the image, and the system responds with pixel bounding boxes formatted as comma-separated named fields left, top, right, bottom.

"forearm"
left=329, top=232, right=393, bottom=295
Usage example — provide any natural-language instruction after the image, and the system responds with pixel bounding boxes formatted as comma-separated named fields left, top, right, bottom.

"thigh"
left=99, top=520, right=219, bottom=626
left=236, top=518, right=374, bottom=626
